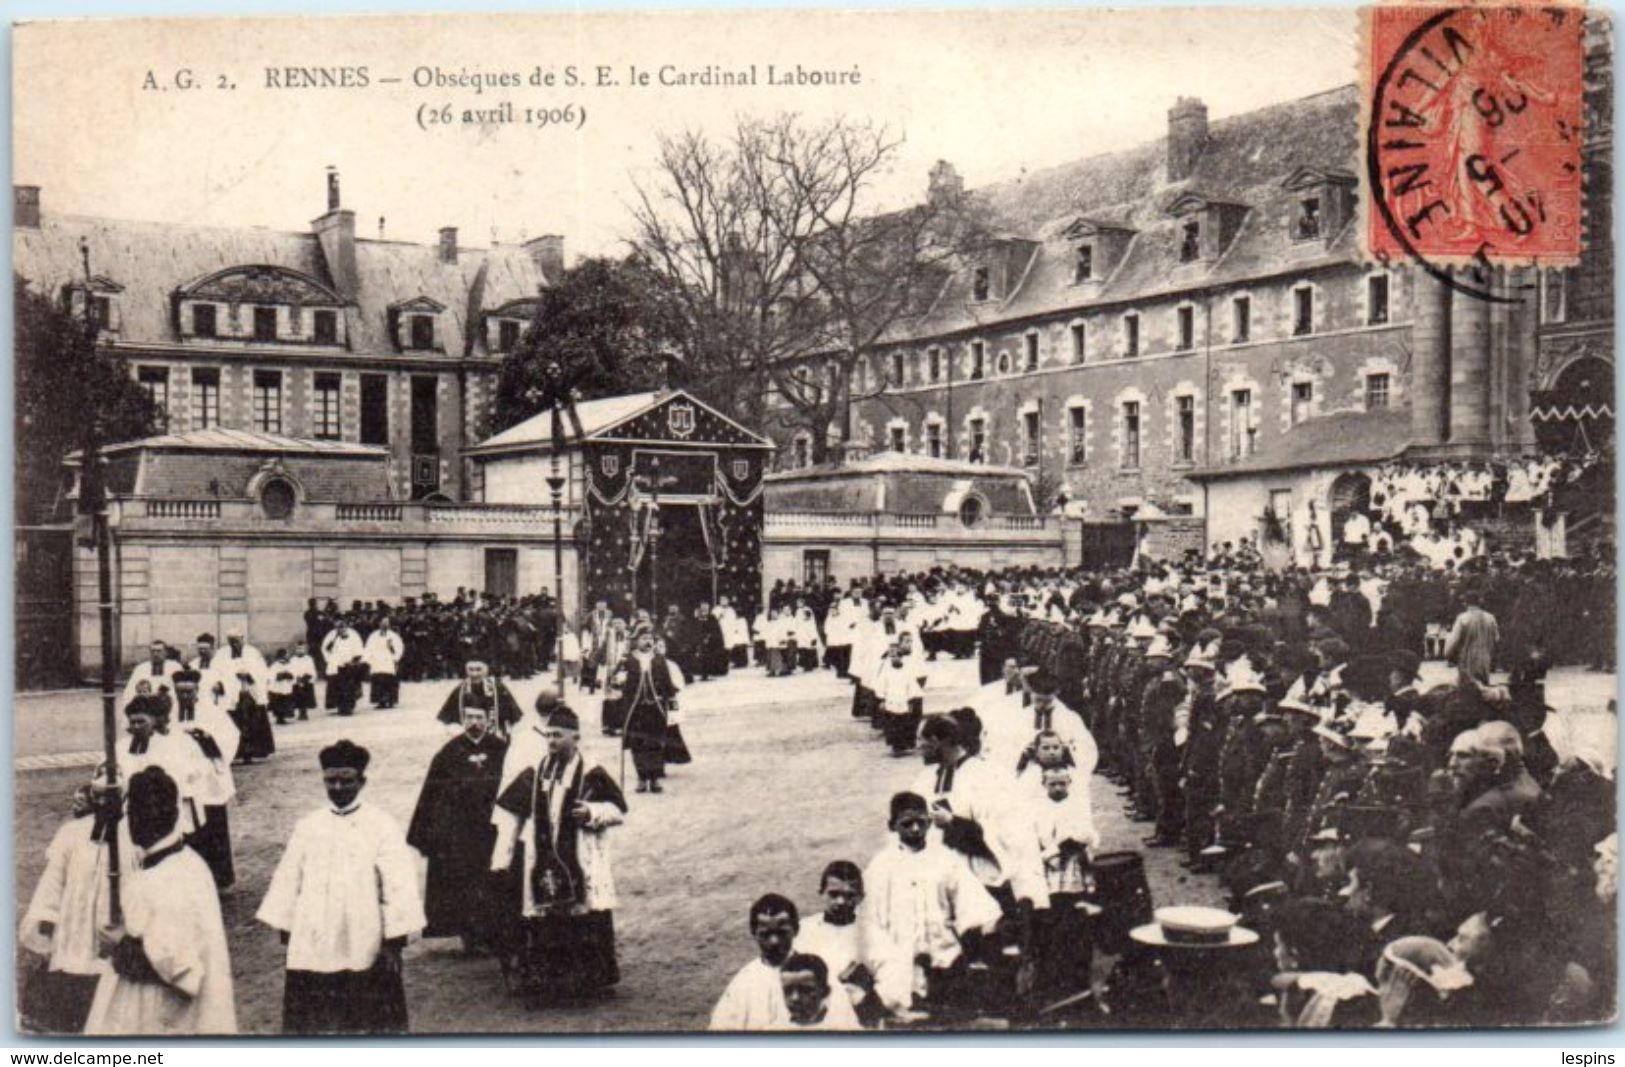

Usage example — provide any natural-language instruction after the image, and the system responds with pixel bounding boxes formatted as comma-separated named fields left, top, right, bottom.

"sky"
left=14, top=8, right=1360, bottom=261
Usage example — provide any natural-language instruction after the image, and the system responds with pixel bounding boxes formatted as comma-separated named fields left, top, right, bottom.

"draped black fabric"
left=407, top=731, right=509, bottom=938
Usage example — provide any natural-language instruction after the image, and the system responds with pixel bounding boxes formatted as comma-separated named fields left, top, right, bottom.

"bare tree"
left=629, top=115, right=988, bottom=464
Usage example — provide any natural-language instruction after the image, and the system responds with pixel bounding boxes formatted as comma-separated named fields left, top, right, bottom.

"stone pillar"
left=1410, top=269, right=1452, bottom=445
left=1450, top=278, right=1493, bottom=446
left=1506, top=266, right=1539, bottom=451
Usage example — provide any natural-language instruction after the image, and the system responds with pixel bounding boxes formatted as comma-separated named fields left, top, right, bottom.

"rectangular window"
left=926, top=422, right=943, bottom=459
left=91, top=296, right=112, bottom=329
left=928, top=348, right=942, bottom=383
left=410, top=375, right=439, bottom=455
left=313, top=309, right=338, bottom=345
left=409, top=314, right=436, bottom=351
left=970, top=341, right=986, bottom=380
left=1122, top=402, right=1141, bottom=469
left=793, top=437, right=811, bottom=469
left=802, top=549, right=831, bottom=587
left=191, top=368, right=219, bottom=428
left=192, top=304, right=217, bottom=339
left=972, top=267, right=990, bottom=302
left=1024, top=333, right=1039, bottom=372
left=1177, top=306, right=1195, bottom=351
left=1022, top=410, right=1040, bottom=466
left=1074, top=246, right=1093, bottom=283
left=1232, top=296, right=1251, bottom=343
left=1368, top=274, right=1390, bottom=325
left=360, top=374, right=389, bottom=445
left=1070, top=323, right=1086, bottom=364
left=1123, top=314, right=1139, bottom=358
left=1230, top=389, right=1253, bottom=459
left=253, top=307, right=278, bottom=342
left=1177, top=396, right=1195, bottom=464
left=137, top=367, right=169, bottom=428
left=1295, top=197, right=1323, bottom=240
left=890, top=352, right=905, bottom=384
left=1068, top=407, right=1087, bottom=465
left=498, top=319, right=521, bottom=353
left=484, top=548, right=519, bottom=600
left=969, top=417, right=987, bottom=464
left=252, top=370, right=283, bottom=433
left=1366, top=373, right=1391, bottom=411
left=1180, top=220, right=1201, bottom=262
left=1293, top=287, right=1314, bottom=336
left=1291, top=381, right=1314, bottom=426
left=314, top=372, right=342, bottom=439
left=888, top=426, right=906, bottom=452
left=1542, top=269, right=1568, bottom=324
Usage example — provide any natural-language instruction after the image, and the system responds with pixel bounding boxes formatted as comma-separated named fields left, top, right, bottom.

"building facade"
left=14, top=170, right=565, bottom=504
left=771, top=41, right=1613, bottom=545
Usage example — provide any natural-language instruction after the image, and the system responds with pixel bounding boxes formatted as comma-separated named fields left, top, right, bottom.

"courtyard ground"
left=12, top=657, right=1615, bottom=1033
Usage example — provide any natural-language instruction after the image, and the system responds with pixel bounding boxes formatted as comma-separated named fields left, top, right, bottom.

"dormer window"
left=253, top=306, right=278, bottom=342
left=408, top=314, right=435, bottom=351
left=1179, top=221, right=1201, bottom=263
left=498, top=319, right=522, bottom=353
left=313, top=309, right=338, bottom=345
left=1074, top=245, right=1093, bottom=283
left=972, top=267, right=990, bottom=302
left=64, top=276, right=124, bottom=334
left=178, top=266, right=344, bottom=346
left=1295, top=197, right=1323, bottom=240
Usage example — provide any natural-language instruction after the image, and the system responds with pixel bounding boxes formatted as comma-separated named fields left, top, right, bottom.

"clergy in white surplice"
left=492, top=703, right=626, bottom=1001
left=257, top=740, right=424, bottom=1035
left=85, top=766, right=236, bottom=1036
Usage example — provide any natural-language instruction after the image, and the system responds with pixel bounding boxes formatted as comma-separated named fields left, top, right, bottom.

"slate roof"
left=468, top=389, right=774, bottom=455
left=896, top=85, right=1362, bottom=341
left=13, top=212, right=550, bottom=357
left=1187, top=408, right=1413, bottom=479
left=77, top=427, right=389, bottom=460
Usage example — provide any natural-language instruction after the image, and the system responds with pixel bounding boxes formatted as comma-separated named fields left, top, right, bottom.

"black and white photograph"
left=8, top=5, right=1618, bottom=1036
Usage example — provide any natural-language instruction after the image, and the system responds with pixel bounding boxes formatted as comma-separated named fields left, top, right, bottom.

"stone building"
left=14, top=170, right=563, bottom=504
left=774, top=54, right=1613, bottom=552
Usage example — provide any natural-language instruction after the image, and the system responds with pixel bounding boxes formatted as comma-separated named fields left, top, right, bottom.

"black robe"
left=691, top=614, right=729, bottom=678
left=435, top=678, right=523, bottom=736
left=406, top=730, right=510, bottom=940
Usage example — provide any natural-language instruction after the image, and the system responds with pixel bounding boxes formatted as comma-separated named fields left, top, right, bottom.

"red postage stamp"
left=1364, top=5, right=1586, bottom=270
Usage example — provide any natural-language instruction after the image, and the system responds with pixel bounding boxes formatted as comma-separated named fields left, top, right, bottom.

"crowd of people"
left=708, top=546, right=1616, bottom=1030
left=17, top=526, right=1617, bottom=1034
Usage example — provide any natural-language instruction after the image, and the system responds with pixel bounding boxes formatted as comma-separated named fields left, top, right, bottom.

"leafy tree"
left=14, top=273, right=159, bottom=524
left=493, top=255, right=692, bottom=431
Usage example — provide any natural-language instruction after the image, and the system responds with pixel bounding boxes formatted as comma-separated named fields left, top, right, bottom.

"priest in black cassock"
left=491, top=705, right=627, bottom=1003
left=434, top=660, right=523, bottom=738
left=691, top=602, right=730, bottom=681
left=613, top=623, right=684, bottom=794
left=407, top=704, right=511, bottom=954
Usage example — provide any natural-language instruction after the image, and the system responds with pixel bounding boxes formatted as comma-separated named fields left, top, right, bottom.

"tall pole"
left=80, top=237, right=122, bottom=923
left=648, top=457, right=661, bottom=621
left=544, top=362, right=568, bottom=696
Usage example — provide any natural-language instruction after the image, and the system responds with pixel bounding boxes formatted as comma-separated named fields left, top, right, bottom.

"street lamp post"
left=78, top=237, right=122, bottom=923
left=529, top=361, right=576, bottom=697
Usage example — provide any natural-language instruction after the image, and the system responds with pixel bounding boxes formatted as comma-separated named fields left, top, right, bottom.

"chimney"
left=928, top=160, right=964, bottom=208
left=1167, top=97, right=1209, bottom=183
left=523, top=234, right=565, bottom=283
left=15, top=185, right=40, bottom=229
left=312, top=169, right=358, bottom=297
left=438, top=226, right=458, bottom=263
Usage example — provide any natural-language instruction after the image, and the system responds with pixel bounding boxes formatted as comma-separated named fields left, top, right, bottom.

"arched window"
left=260, top=478, right=297, bottom=520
